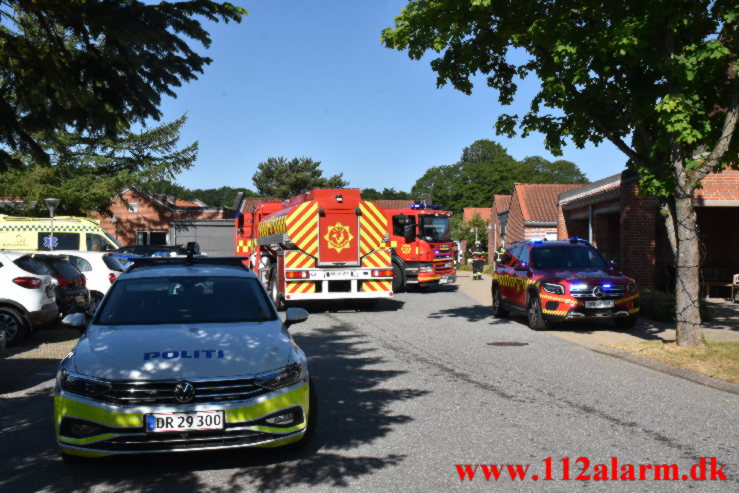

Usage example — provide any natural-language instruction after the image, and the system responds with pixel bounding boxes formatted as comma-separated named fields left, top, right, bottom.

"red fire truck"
left=234, top=189, right=394, bottom=308
left=382, top=203, right=456, bottom=291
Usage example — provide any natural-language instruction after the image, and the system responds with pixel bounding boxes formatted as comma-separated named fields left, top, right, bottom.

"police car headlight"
left=256, top=362, right=303, bottom=390
left=543, top=283, right=564, bottom=295
left=60, top=369, right=112, bottom=398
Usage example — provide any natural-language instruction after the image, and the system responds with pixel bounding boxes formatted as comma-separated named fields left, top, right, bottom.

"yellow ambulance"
left=0, top=215, right=121, bottom=252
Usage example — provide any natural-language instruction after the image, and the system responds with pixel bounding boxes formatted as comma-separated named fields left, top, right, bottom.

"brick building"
left=557, top=169, right=739, bottom=290
left=96, top=188, right=233, bottom=246
left=487, top=194, right=511, bottom=257
left=504, top=183, right=582, bottom=244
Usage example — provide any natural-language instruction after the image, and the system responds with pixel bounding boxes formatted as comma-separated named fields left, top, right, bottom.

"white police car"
left=54, top=256, right=314, bottom=459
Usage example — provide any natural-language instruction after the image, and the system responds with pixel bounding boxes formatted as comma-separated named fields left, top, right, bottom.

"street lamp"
left=470, top=227, right=478, bottom=243
left=44, top=198, right=60, bottom=252
left=111, top=215, right=119, bottom=240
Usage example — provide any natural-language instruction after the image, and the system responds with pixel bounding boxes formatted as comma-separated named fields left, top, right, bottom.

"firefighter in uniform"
left=470, top=241, right=486, bottom=280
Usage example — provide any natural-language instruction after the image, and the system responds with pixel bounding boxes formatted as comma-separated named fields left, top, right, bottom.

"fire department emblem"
left=324, top=222, right=354, bottom=253
left=401, top=244, right=411, bottom=254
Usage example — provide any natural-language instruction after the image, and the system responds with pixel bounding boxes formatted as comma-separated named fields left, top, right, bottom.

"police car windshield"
left=532, top=246, right=607, bottom=270
left=419, top=215, right=451, bottom=242
left=95, top=276, right=277, bottom=325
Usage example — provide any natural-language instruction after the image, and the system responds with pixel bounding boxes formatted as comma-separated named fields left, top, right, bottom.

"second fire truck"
left=235, top=189, right=394, bottom=308
left=382, top=202, right=456, bottom=291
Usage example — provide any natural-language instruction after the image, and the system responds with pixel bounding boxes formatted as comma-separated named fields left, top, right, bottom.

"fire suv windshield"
left=419, top=215, right=451, bottom=243
left=532, top=246, right=607, bottom=270
left=95, top=276, right=277, bottom=325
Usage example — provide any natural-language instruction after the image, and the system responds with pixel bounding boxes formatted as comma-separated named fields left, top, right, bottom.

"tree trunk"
left=672, top=194, right=705, bottom=347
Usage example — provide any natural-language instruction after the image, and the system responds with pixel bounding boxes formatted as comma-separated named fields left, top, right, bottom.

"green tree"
left=411, top=139, right=587, bottom=214
left=252, top=157, right=349, bottom=199
left=361, top=187, right=412, bottom=200
left=383, top=1, right=738, bottom=346
left=0, top=0, right=245, bottom=170
left=0, top=116, right=197, bottom=216
left=453, top=212, right=490, bottom=254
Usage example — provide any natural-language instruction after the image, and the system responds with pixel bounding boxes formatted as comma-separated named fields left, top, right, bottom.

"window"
left=532, top=246, right=607, bottom=270
left=87, top=234, right=114, bottom=251
left=68, top=256, right=93, bottom=272
left=128, top=202, right=138, bottom=213
left=95, top=276, right=277, bottom=325
left=519, top=246, right=530, bottom=264
left=392, top=214, right=415, bottom=237
left=37, top=232, right=80, bottom=251
left=13, top=256, right=49, bottom=275
left=136, top=231, right=168, bottom=246
left=419, top=215, right=451, bottom=242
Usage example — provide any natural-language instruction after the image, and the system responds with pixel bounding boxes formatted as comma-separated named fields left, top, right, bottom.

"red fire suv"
left=491, top=238, right=639, bottom=330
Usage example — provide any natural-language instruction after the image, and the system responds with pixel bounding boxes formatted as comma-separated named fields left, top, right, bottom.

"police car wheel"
left=0, top=307, right=28, bottom=346
left=284, top=379, right=317, bottom=451
left=527, top=296, right=547, bottom=331
left=491, top=285, right=508, bottom=318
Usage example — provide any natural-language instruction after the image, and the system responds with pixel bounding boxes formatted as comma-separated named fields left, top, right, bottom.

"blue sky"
left=159, top=0, right=626, bottom=192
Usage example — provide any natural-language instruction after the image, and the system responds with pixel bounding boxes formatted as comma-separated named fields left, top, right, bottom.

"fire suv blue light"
left=602, top=283, right=612, bottom=289
left=570, top=283, right=588, bottom=291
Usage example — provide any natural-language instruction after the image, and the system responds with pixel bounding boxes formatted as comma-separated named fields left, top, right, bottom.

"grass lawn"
left=608, top=341, right=739, bottom=385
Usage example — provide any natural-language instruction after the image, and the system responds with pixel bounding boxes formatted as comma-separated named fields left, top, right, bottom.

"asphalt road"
left=1, top=285, right=737, bottom=492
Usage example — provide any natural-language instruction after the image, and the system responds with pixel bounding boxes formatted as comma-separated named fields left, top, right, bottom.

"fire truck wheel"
left=392, top=263, right=405, bottom=293
left=491, top=285, right=508, bottom=318
left=527, top=295, right=548, bottom=331
left=269, top=269, right=286, bottom=311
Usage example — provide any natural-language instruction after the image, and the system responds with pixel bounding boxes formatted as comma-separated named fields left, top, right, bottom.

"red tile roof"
left=463, top=207, right=492, bottom=222
left=514, top=183, right=581, bottom=222
left=173, top=198, right=200, bottom=207
left=492, top=195, right=511, bottom=212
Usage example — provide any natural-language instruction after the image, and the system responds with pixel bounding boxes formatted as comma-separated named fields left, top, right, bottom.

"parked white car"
left=51, top=251, right=124, bottom=312
left=0, top=250, right=59, bottom=345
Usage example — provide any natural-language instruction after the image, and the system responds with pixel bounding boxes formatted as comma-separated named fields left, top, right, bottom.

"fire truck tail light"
left=372, top=269, right=393, bottom=277
left=285, top=271, right=310, bottom=279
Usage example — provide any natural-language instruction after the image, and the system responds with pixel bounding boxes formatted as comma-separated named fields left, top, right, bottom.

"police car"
left=54, top=255, right=315, bottom=460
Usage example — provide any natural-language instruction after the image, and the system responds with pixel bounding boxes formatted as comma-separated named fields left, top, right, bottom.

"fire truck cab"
left=382, top=203, right=456, bottom=291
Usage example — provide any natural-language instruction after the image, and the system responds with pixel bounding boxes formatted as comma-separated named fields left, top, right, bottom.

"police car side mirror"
left=284, top=307, right=309, bottom=328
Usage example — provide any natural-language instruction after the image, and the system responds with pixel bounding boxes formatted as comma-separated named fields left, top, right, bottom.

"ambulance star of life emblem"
left=324, top=222, right=354, bottom=253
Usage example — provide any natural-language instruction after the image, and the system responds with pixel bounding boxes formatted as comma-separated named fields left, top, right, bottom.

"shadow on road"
left=427, top=304, right=492, bottom=323
left=0, top=323, right=427, bottom=492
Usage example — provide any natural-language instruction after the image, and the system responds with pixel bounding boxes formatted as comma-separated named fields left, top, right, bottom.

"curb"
left=582, top=343, right=739, bottom=396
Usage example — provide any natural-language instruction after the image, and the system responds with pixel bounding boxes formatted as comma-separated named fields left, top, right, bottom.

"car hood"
left=537, top=267, right=629, bottom=284
left=71, top=320, right=292, bottom=380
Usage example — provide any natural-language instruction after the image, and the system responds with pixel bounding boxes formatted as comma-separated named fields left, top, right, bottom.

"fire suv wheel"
left=491, top=285, right=508, bottom=318
left=527, top=295, right=548, bottom=331
left=270, top=269, right=285, bottom=311
left=614, top=315, right=637, bottom=329
left=391, top=263, right=404, bottom=293
left=0, top=307, right=28, bottom=346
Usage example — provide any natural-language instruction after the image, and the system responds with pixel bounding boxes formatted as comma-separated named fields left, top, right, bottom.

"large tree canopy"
left=0, top=0, right=245, bottom=170
left=411, top=139, right=587, bottom=213
left=0, top=116, right=197, bottom=216
left=383, top=1, right=738, bottom=346
left=252, top=157, right=349, bottom=199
